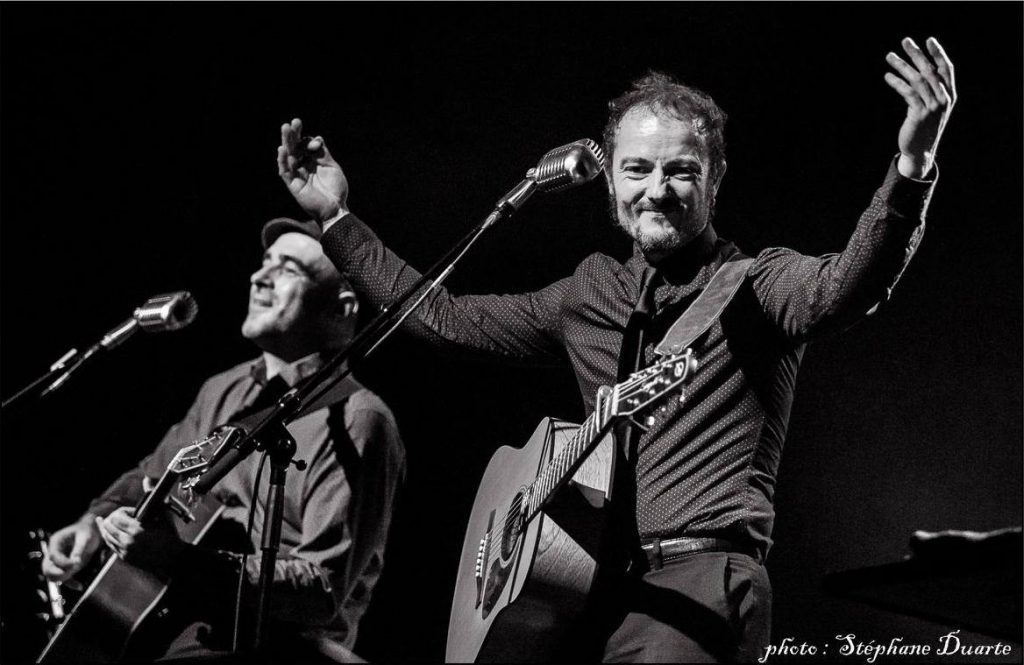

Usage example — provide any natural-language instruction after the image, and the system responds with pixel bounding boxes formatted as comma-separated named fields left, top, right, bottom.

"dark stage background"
left=1, top=4, right=1021, bottom=663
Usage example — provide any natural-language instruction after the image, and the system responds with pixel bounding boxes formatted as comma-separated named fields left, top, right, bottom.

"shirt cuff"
left=876, top=154, right=938, bottom=221
left=320, top=208, right=349, bottom=233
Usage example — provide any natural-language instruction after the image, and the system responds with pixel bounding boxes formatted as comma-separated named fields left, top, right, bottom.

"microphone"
left=41, top=291, right=198, bottom=396
left=494, top=139, right=606, bottom=214
left=102, top=291, right=199, bottom=349
left=533, top=139, right=606, bottom=193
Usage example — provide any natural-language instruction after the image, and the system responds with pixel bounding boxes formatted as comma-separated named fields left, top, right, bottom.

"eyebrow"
left=264, top=251, right=313, bottom=276
left=617, top=156, right=704, bottom=170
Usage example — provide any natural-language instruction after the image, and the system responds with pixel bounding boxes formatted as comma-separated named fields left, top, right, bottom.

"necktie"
left=613, top=267, right=659, bottom=572
left=617, top=267, right=659, bottom=382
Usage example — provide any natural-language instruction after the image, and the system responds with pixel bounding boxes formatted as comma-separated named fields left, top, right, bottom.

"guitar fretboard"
left=524, top=389, right=614, bottom=520
left=521, top=348, right=696, bottom=522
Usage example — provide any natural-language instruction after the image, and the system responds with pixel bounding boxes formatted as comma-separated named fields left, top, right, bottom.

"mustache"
left=636, top=202, right=683, bottom=213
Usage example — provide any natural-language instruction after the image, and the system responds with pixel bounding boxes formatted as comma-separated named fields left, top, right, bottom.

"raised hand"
left=277, top=117, right=349, bottom=223
left=884, top=37, right=957, bottom=179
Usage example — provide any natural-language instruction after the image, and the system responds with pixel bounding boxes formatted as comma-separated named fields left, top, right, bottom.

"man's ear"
left=338, top=290, right=359, bottom=319
left=712, top=161, right=727, bottom=197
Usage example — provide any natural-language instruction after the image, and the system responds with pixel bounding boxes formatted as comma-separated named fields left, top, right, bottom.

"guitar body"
left=38, top=494, right=223, bottom=664
left=36, top=429, right=239, bottom=664
left=447, top=417, right=616, bottom=662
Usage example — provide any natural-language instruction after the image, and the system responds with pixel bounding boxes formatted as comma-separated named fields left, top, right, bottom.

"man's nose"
left=645, top=166, right=671, bottom=201
left=251, top=265, right=273, bottom=286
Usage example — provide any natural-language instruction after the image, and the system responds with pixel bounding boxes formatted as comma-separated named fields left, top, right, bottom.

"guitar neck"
left=521, top=348, right=698, bottom=522
left=134, top=469, right=178, bottom=524
left=524, top=390, right=615, bottom=521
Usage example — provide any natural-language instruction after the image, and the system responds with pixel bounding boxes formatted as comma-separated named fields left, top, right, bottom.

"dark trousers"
left=598, top=552, right=771, bottom=663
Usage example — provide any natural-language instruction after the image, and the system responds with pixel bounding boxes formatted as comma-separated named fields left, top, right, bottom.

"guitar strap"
left=617, top=251, right=754, bottom=465
left=611, top=251, right=754, bottom=577
left=226, top=370, right=360, bottom=433
left=653, top=251, right=754, bottom=357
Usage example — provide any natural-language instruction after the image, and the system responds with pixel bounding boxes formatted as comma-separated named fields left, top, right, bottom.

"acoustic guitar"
left=446, top=349, right=698, bottom=662
left=37, top=426, right=242, bottom=664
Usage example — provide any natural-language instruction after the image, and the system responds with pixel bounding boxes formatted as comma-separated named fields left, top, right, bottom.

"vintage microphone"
left=16, top=292, right=198, bottom=401
left=487, top=139, right=606, bottom=224
left=41, top=291, right=198, bottom=396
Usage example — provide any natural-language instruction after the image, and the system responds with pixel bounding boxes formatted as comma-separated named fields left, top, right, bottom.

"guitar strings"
left=479, top=365, right=678, bottom=566
left=480, top=354, right=692, bottom=566
left=479, top=370, right=659, bottom=551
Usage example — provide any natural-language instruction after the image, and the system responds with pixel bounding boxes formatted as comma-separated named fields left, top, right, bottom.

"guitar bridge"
left=475, top=509, right=496, bottom=609
left=474, top=534, right=488, bottom=608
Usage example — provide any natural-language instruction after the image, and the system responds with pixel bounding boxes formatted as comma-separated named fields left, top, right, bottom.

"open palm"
left=278, top=118, right=349, bottom=221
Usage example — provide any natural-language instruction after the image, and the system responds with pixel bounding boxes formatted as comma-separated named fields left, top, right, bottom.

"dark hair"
left=602, top=71, right=728, bottom=186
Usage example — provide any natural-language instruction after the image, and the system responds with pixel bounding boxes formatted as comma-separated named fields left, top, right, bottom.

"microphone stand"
left=193, top=175, right=540, bottom=657
left=1, top=318, right=141, bottom=410
left=0, top=348, right=80, bottom=410
left=3, top=292, right=195, bottom=411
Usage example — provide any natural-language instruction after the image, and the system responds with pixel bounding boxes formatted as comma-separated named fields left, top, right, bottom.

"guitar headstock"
left=614, top=348, right=698, bottom=417
left=169, top=427, right=234, bottom=476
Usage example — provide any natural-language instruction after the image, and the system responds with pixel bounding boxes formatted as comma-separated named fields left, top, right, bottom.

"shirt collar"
left=249, top=352, right=326, bottom=388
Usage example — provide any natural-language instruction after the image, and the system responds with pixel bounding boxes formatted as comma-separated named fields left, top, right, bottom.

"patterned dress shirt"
left=321, top=157, right=933, bottom=558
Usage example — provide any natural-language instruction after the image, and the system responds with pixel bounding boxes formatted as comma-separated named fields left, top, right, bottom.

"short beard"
left=608, top=192, right=715, bottom=260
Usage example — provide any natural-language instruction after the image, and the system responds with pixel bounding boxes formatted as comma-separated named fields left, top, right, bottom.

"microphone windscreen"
left=136, top=291, right=198, bottom=332
left=534, top=139, right=606, bottom=193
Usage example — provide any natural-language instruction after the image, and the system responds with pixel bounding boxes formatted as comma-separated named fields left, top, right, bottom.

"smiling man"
left=608, top=97, right=725, bottom=262
left=277, top=36, right=954, bottom=663
left=41, top=219, right=405, bottom=663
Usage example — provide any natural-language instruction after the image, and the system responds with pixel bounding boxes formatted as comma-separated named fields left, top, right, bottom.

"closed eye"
left=665, top=164, right=701, bottom=179
left=621, top=165, right=652, bottom=179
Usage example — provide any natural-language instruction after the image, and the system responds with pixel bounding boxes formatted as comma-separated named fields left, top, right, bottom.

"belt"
left=640, top=536, right=762, bottom=570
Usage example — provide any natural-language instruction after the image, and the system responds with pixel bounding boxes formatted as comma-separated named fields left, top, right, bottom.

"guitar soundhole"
left=481, top=489, right=526, bottom=617
left=500, top=490, right=525, bottom=560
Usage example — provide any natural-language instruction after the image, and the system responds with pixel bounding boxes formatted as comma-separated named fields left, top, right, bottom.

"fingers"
left=279, top=118, right=327, bottom=180
left=68, top=532, right=90, bottom=560
left=925, top=37, right=957, bottom=104
left=281, top=117, right=302, bottom=154
left=96, top=516, right=120, bottom=553
left=43, top=526, right=94, bottom=580
left=887, top=37, right=954, bottom=113
left=41, top=556, right=72, bottom=582
left=96, top=509, right=141, bottom=557
left=46, top=530, right=75, bottom=565
left=277, top=145, right=292, bottom=179
left=312, top=136, right=337, bottom=166
left=883, top=71, right=919, bottom=109
left=886, top=50, right=934, bottom=112
left=900, top=37, right=948, bottom=105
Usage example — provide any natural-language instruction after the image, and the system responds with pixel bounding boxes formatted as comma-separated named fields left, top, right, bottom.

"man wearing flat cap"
left=41, top=219, right=405, bottom=663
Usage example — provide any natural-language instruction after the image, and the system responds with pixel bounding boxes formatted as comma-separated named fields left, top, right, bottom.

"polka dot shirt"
left=322, top=157, right=934, bottom=557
